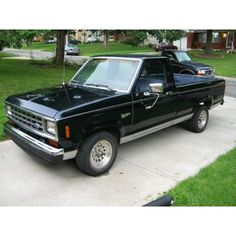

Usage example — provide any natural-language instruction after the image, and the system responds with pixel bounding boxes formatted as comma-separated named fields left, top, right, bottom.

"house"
left=187, top=30, right=236, bottom=50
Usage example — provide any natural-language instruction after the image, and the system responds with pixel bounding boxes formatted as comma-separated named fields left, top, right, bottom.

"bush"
left=147, top=43, right=155, bottom=48
left=123, top=31, right=147, bottom=46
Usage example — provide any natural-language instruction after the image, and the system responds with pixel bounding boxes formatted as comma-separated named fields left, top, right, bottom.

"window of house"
left=212, top=32, right=220, bottom=43
left=198, top=33, right=206, bottom=43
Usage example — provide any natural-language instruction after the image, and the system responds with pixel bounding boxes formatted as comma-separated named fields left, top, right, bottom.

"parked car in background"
left=45, top=38, right=57, bottom=44
left=85, top=36, right=99, bottom=43
left=65, top=44, right=80, bottom=55
left=161, top=50, right=215, bottom=76
left=154, top=43, right=178, bottom=52
left=69, top=39, right=81, bottom=45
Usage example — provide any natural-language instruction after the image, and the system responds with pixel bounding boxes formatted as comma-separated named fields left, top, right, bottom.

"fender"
left=179, top=69, right=195, bottom=75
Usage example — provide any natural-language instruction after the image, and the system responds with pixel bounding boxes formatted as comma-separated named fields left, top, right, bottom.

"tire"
left=75, top=131, right=118, bottom=176
left=186, top=106, right=209, bottom=133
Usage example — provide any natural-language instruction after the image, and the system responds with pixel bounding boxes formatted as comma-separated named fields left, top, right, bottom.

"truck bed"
left=174, top=73, right=216, bottom=87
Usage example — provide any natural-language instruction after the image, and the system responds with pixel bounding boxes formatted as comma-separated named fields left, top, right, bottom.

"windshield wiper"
left=84, top=83, right=116, bottom=92
left=69, top=80, right=84, bottom=87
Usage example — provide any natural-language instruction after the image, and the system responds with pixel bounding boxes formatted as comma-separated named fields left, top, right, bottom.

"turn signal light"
left=65, top=125, right=70, bottom=139
left=48, top=139, right=59, bottom=148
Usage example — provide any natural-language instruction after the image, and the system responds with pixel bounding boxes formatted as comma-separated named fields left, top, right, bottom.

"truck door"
left=132, top=59, right=177, bottom=133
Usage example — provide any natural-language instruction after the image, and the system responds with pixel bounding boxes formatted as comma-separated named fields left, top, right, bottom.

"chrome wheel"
left=90, top=140, right=113, bottom=170
left=198, top=110, right=207, bottom=129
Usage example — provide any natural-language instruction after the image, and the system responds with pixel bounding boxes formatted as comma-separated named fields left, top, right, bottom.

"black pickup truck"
left=161, top=50, right=215, bottom=76
left=3, top=55, right=225, bottom=176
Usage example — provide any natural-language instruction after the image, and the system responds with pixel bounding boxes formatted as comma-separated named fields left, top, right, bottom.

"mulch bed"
left=193, top=53, right=225, bottom=59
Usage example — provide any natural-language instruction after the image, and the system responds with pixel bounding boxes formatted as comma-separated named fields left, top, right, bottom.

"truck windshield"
left=175, top=52, right=191, bottom=62
left=71, top=58, right=140, bottom=92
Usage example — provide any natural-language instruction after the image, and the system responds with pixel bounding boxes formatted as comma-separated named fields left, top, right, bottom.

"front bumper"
left=3, top=122, right=77, bottom=164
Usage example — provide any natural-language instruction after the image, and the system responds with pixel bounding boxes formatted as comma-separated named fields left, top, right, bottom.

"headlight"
left=197, top=70, right=206, bottom=76
left=46, top=120, right=56, bottom=135
left=5, top=105, right=12, bottom=116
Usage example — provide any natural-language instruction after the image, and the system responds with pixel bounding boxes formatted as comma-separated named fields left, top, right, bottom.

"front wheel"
left=186, top=106, right=209, bottom=133
left=75, top=131, right=118, bottom=176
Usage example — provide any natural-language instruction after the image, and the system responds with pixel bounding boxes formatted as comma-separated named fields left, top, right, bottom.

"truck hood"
left=6, top=84, right=117, bottom=119
left=180, top=60, right=212, bottom=69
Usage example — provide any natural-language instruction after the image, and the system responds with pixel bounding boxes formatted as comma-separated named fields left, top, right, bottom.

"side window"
left=163, top=52, right=175, bottom=61
left=140, top=59, right=167, bottom=82
left=137, top=59, right=168, bottom=92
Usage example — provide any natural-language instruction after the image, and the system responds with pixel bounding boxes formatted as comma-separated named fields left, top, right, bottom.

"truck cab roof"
left=92, top=54, right=167, bottom=60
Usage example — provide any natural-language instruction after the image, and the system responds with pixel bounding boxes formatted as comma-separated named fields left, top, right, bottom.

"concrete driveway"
left=217, top=76, right=236, bottom=98
left=0, top=96, right=235, bottom=206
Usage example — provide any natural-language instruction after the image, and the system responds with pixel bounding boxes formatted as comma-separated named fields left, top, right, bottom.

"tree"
left=122, top=30, right=148, bottom=46
left=42, top=30, right=56, bottom=43
left=21, top=30, right=44, bottom=47
left=90, top=30, right=109, bottom=47
left=103, top=30, right=109, bottom=47
left=55, top=30, right=67, bottom=65
left=150, top=30, right=185, bottom=44
left=205, top=30, right=213, bottom=55
left=0, top=30, right=23, bottom=51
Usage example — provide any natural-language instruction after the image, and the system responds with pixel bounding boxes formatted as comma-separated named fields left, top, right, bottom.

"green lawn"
left=22, top=41, right=153, bottom=56
left=169, top=147, right=236, bottom=206
left=21, top=42, right=57, bottom=52
left=0, top=52, right=77, bottom=140
left=189, top=51, right=236, bottom=77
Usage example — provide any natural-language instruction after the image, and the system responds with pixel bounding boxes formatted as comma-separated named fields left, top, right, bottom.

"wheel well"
left=105, top=127, right=121, bottom=143
left=180, top=70, right=195, bottom=75
left=198, top=100, right=212, bottom=110
left=81, top=127, right=121, bottom=145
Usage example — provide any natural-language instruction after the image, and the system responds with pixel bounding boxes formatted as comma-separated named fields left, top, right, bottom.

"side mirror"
left=149, top=83, right=164, bottom=93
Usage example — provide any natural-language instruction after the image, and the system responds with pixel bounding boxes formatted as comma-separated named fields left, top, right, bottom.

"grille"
left=9, top=106, right=44, bottom=132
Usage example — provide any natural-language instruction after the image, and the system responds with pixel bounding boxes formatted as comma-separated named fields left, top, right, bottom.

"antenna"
left=62, top=56, right=66, bottom=85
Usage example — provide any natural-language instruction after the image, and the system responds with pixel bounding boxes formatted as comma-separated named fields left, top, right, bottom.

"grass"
left=0, top=52, right=77, bottom=140
left=78, top=42, right=153, bottom=56
left=21, top=42, right=57, bottom=52
left=21, top=41, right=154, bottom=56
left=189, top=51, right=236, bottom=77
left=169, top=147, right=236, bottom=206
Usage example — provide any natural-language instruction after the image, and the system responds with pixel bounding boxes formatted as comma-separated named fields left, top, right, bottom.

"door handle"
left=145, top=93, right=160, bottom=110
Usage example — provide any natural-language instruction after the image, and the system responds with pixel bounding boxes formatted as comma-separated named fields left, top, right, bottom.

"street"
left=3, top=48, right=88, bottom=65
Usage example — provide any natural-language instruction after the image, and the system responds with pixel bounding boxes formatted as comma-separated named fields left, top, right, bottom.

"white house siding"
left=173, top=36, right=188, bottom=51
left=144, top=35, right=159, bottom=45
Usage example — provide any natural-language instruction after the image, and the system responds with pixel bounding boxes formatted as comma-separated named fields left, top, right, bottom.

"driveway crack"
left=119, top=157, right=178, bottom=182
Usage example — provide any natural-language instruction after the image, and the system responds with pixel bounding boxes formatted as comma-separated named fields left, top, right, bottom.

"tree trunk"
left=113, top=30, right=122, bottom=41
left=205, top=30, right=213, bottom=55
left=103, top=30, right=109, bottom=47
left=55, top=30, right=66, bottom=65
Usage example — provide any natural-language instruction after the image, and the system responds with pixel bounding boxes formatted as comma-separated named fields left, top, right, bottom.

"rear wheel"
left=75, top=131, right=118, bottom=176
left=186, top=106, right=209, bottom=133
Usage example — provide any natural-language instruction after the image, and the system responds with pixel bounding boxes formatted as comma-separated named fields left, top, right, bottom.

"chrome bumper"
left=3, top=122, right=77, bottom=163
